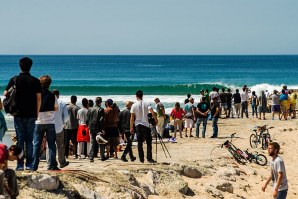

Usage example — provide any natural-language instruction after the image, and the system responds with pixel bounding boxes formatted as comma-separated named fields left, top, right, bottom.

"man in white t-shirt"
left=209, top=87, right=219, bottom=105
left=130, top=90, right=157, bottom=163
left=32, top=75, right=59, bottom=171
left=262, top=142, right=288, bottom=199
left=240, top=88, right=249, bottom=118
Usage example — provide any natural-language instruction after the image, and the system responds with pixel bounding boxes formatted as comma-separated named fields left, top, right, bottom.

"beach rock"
left=215, top=181, right=234, bottom=193
left=205, top=186, right=224, bottom=199
left=182, top=166, right=202, bottom=178
left=146, top=170, right=159, bottom=184
left=27, top=174, right=59, bottom=191
left=73, top=184, right=102, bottom=199
left=243, top=167, right=257, bottom=175
left=140, top=183, right=157, bottom=196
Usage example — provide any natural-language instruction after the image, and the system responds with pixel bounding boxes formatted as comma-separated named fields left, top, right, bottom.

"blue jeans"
left=251, top=104, right=258, bottom=117
left=14, top=117, right=36, bottom=169
left=277, top=189, right=288, bottom=199
left=196, top=118, right=208, bottom=137
left=32, top=124, right=57, bottom=170
left=212, top=117, right=218, bottom=137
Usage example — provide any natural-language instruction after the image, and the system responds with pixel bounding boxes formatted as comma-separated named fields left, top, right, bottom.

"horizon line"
left=0, top=54, right=298, bottom=56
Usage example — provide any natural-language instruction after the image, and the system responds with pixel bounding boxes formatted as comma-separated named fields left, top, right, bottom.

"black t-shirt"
left=197, top=102, right=210, bottom=118
left=219, top=92, right=227, bottom=103
left=5, top=73, right=41, bottom=118
left=211, top=102, right=220, bottom=118
left=232, top=93, right=241, bottom=104
left=226, top=93, right=232, bottom=104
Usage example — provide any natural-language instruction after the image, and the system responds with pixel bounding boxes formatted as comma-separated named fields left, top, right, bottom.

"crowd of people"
left=0, top=57, right=291, bottom=198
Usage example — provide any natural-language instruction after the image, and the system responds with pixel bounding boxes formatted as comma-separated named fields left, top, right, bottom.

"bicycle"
left=244, top=149, right=267, bottom=166
left=249, top=125, right=273, bottom=150
left=221, top=133, right=247, bottom=164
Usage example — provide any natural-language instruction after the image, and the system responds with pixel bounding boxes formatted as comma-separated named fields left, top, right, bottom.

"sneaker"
left=185, top=135, right=188, bottom=137
left=210, top=136, right=215, bottom=138
left=25, top=167, right=34, bottom=171
left=130, top=156, right=136, bottom=162
left=121, top=157, right=128, bottom=162
left=15, top=166, right=24, bottom=171
left=171, top=138, right=176, bottom=142
left=147, top=159, right=156, bottom=163
left=60, top=161, right=69, bottom=168
left=101, top=157, right=108, bottom=161
left=272, top=117, right=274, bottom=120
left=195, top=136, right=199, bottom=138
left=189, top=135, right=194, bottom=137
left=140, top=159, right=144, bottom=163
left=90, top=159, right=94, bottom=162
left=47, top=166, right=61, bottom=171
left=80, top=155, right=86, bottom=159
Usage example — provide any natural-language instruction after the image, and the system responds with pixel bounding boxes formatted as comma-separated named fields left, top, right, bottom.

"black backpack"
left=3, top=76, right=19, bottom=116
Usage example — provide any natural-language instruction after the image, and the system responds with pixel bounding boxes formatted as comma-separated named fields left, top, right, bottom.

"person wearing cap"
left=0, top=144, right=22, bottom=198
left=270, top=90, right=281, bottom=120
left=154, top=98, right=166, bottom=138
left=104, top=98, right=119, bottom=159
left=130, top=90, right=157, bottom=163
left=119, top=101, right=136, bottom=162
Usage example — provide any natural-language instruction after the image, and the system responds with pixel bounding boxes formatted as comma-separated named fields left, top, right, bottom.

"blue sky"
left=1, top=0, right=297, bottom=55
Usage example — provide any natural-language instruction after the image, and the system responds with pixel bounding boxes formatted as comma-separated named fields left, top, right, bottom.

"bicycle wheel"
left=228, top=148, right=247, bottom=164
left=250, top=134, right=259, bottom=148
left=256, top=154, right=267, bottom=166
left=262, top=136, right=269, bottom=150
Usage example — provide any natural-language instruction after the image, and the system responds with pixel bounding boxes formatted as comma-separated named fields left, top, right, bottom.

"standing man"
left=219, top=88, right=227, bottom=117
left=184, top=97, right=195, bottom=137
left=87, top=97, right=106, bottom=162
left=210, top=97, right=220, bottom=138
left=48, top=89, right=69, bottom=168
left=195, top=97, right=210, bottom=138
left=130, top=90, right=157, bottom=163
left=270, top=90, right=281, bottom=120
left=119, top=101, right=136, bottom=162
left=64, top=95, right=80, bottom=159
left=226, top=89, right=233, bottom=118
left=154, top=98, right=165, bottom=138
left=240, top=88, right=249, bottom=118
left=258, top=90, right=267, bottom=120
left=3, top=57, right=41, bottom=171
left=232, top=89, right=241, bottom=118
left=262, top=142, right=288, bottom=199
left=32, top=75, right=59, bottom=171
left=209, top=87, right=219, bottom=106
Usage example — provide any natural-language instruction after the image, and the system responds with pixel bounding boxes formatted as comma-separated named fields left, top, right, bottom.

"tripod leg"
left=157, top=133, right=171, bottom=158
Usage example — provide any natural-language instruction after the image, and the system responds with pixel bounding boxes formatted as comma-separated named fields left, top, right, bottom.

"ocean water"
left=1, top=55, right=298, bottom=130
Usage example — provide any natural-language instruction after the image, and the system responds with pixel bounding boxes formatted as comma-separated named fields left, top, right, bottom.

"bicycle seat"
left=223, top=140, right=229, bottom=146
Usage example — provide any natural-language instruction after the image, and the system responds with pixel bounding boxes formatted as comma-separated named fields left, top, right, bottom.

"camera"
left=148, top=113, right=156, bottom=126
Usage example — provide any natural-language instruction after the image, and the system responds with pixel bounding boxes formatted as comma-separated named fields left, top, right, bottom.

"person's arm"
left=213, top=106, right=219, bottom=117
left=54, top=97, right=58, bottom=112
left=130, top=113, right=135, bottom=134
left=262, top=172, right=272, bottom=192
left=273, top=172, right=284, bottom=198
left=162, top=106, right=166, bottom=119
left=36, top=93, right=41, bottom=118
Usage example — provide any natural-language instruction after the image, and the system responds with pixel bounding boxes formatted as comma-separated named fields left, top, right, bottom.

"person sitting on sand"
left=0, top=144, right=22, bottom=199
left=170, top=102, right=186, bottom=141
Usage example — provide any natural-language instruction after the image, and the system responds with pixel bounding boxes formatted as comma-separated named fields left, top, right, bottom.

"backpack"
left=3, top=77, right=19, bottom=116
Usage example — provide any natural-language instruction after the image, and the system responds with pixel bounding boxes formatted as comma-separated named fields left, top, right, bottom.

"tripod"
left=150, top=125, right=171, bottom=162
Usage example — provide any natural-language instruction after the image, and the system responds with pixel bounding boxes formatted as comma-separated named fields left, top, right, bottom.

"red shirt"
left=170, top=108, right=185, bottom=119
left=0, top=144, right=8, bottom=164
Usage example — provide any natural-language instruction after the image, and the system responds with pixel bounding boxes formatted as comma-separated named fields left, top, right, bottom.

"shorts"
left=271, top=105, right=281, bottom=112
left=220, top=103, right=227, bottom=109
left=185, top=118, right=194, bottom=128
left=257, top=106, right=266, bottom=113
left=281, top=106, right=287, bottom=113
left=290, top=104, right=296, bottom=111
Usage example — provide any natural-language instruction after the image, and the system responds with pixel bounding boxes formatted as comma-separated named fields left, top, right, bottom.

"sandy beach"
left=6, top=113, right=297, bottom=199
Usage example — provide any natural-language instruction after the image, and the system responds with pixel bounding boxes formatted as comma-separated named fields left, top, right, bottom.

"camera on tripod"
left=148, top=113, right=156, bottom=126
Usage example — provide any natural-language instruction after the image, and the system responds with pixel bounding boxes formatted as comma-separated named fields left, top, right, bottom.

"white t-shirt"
left=77, top=107, right=88, bottom=125
left=240, top=91, right=249, bottom=102
left=271, top=156, right=288, bottom=191
left=54, top=99, right=69, bottom=133
left=36, top=98, right=58, bottom=125
left=209, top=91, right=219, bottom=102
left=130, top=100, right=152, bottom=128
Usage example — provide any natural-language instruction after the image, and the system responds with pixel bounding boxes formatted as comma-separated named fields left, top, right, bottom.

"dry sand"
left=9, top=114, right=298, bottom=199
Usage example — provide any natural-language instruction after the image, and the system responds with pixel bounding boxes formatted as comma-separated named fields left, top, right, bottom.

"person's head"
left=8, top=145, right=23, bottom=161
left=268, top=142, right=280, bottom=157
left=222, top=88, right=225, bottom=92
left=19, top=57, right=33, bottom=72
left=283, top=85, right=287, bottom=90
left=187, top=93, right=191, bottom=98
left=105, top=99, right=113, bottom=107
left=52, top=89, right=60, bottom=99
left=215, top=88, right=219, bottom=92
left=236, top=89, right=239, bottom=93
left=82, top=98, right=88, bottom=108
left=201, top=96, right=206, bottom=102
left=71, top=95, right=77, bottom=104
left=136, top=90, right=143, bottom=100
left=242, top=85, right=247, bottom=91
left=252, top=91, right=256, bottom=96
left=88, top=99, right=94, bottom=107
left=39, top=75, right=52, bottom=89
left=154, top=98, right=160, bottom=104
left=273, top=90, right=278, bottom=94
left=200, top=90, right=204, bottom=95
left=125, top=101, right=133, bottom=109
left=282, top=89, right=285, bottom=94
left=212, top=87, right=216, bottom=91
left=205, top=89, right=209, bottom=93
left=95, top=97, right=102, bottom=106
left=174, top=102, right=180, bottom=111
left=261, top=90, right=265, bottom=95
left=189, top=97, right=194, bottom=103
left=227, top=88, right=231, bottom=93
